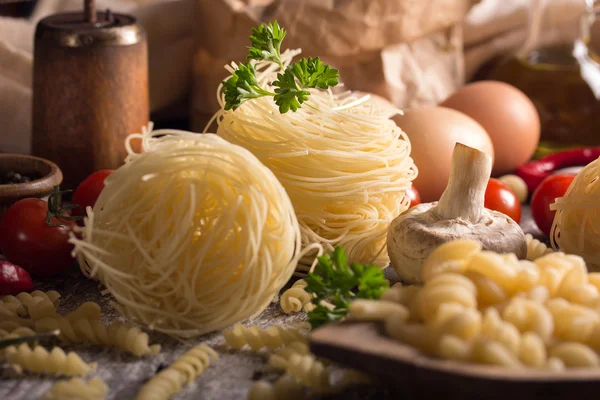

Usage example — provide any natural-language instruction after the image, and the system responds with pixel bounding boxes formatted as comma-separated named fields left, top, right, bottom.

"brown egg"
left=440, top=81, right=540, bottom=176
left=393, top=107, right=494, bottom=202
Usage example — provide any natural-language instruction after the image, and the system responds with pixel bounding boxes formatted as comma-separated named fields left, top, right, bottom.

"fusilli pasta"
left=0, top=302, right=19, bottom=318
left=269, top=341, right=310, bottom=366
left=368, top=239, right=600, bottom=370
left=1, top=291, right=60, bottom=317
left=35, top=318, right=160, bottom=357
left=0, top=320, right=32, bottom=331
left=135, top=344, right=218, bottom=400
left=269, top=351, right=330, bottom=392
left=43, top=377, right=108, bottom=400
left=280, top=280, right=314, bottom=314
left=5, top=343, right=96, bottom=376
left=0, top=326, right=37, bottom=359
left=63, top=302, right=102, bottom=321
left=546, top=298, right=598, bottom=343
left=502, top=297, right=554, bottom=343
left=223, top=323, right=308, bottom=351
left=246, top=332, right=368, bottom=399
left=550, top=342, right=600, bottom=367
left=410, top=273, right=477, bottom=321
left=0, top=326, right=36, bottom=339
left=380, top=283, right=419, bottom=306
left=0, top=302, right=99, bottom=332
left=470, top=338, right=523, bottom=369
left=421, top=240, right=482, bottom=282
left=498, top=174, right=528, bottom=203
left=248, top=374, right=304, bottom=400
left=348, top=299, right=408, bottom=322
left=525, top=234, right=553, bottom=261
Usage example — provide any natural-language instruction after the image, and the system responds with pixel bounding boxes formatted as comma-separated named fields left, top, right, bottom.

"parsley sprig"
left=222, top=21, right=339, bottom=113
left=304, top=247, right=389, bottom=329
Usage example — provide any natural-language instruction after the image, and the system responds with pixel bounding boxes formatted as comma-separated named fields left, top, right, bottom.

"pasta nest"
left=551, top=156, right=600, bottom=270
left=213, top=49, right=417, bottom=269
left=71, top=127, right=303, bottom=338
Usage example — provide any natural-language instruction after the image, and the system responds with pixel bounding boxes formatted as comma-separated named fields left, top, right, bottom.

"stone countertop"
left=0, top=208, right=544, bottom=400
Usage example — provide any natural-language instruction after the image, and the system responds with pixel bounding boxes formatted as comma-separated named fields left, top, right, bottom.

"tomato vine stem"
left=45, top=186, right=85, bottom=227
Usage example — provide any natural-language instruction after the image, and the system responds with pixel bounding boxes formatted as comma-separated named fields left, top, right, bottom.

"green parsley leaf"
left=304, top=247, right=389, bottom=329
left=291, top=57, right=339, bottom=89
left=248, top=21, right=286, bottom=67
left=222, top=21, right=340, bottom=113
left=222, top=62, right=274, bottom=111
left=273, top=69, right=310, bottom=113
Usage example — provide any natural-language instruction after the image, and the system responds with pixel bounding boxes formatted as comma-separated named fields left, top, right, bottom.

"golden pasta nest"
left=214, top=49, right=417, bottom=269
left=551, top=156, right=600, bottom=270
left=70, top=127, right=303, bottom=338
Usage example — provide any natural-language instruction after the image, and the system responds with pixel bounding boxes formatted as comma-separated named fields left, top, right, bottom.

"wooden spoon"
left=310, top=321, right=600, bottom=400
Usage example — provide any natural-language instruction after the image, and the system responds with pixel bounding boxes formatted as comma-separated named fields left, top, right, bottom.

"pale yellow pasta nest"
left=210, top=49, right=417, bottom=269
left=551, top=156, right=600, bottom=270
left=349, top=239, right=600, bottom=370
left=71, top=127, right=312, bottom=338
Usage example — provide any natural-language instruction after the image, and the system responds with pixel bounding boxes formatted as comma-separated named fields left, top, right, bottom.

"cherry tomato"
left=406, top=185, right=421, bottom=208
left=531, top=174, right=575, bottom=237
left=0, top=198, right=75, bottom=276
left=71, top=169, right=113, bottom=217
left=0, top=260, right=34, bottom=295
left=484, top=178, right=522, bottom=223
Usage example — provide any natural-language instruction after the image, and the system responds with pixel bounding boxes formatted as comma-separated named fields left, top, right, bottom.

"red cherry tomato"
left=71, top=169, right=113, bottom=217
left=0, top=198, right=75, bottom=276
left=406, top=185, right=421, bottom=208
left=531, top=174, right=575, bottom=237
left=484, top=178, right=522, bottom=223
left=0, top=260, right=34, bottom=295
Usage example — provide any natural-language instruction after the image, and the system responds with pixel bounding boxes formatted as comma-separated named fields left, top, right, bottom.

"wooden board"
left=310, top=321, right=600, bottom=400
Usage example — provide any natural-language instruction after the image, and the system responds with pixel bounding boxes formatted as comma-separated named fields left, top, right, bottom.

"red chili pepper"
left=516, top=148, right=600, bottom=194
left=0, top=260, right=34, bottom=295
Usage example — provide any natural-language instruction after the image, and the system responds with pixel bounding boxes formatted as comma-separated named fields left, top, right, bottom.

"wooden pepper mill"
left=32, top=0, right=148, bottom=189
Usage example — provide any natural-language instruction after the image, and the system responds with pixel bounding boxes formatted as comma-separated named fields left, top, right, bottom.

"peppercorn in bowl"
left=0, top=154, right=63, bottom=218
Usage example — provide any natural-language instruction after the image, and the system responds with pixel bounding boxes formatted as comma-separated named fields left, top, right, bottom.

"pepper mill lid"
left=35, top=0, right=145, bottom=48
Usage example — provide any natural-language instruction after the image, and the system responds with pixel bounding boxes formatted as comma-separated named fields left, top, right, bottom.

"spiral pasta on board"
left=70, top=126, right=318, bottom=338
left=211, top=48, right=416, bottom=269
left=269, top=350, right=331, bottom=392
left=5, top=344, right=96, bottom=376
left=525, top=234, right=553, bottom=261
left=135, top=344, right=218, bottom=400
left=35, top=318, right=160, bottom=357
left=43, top=377, right=108, bottom=400
left=1, top=291, right=60, bottom=317
left=280, top=280, right=313, bottom=314
left=351, top=238, right=600, bottom=370
left=0, top=326, right=36, bottom=340
left=222, top=323, right=308, bottom=351
left=248, top=374, right=305, bottom=400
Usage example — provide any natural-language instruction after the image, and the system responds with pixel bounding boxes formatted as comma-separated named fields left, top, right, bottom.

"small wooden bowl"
left=0, top=154, right=63, bottom=217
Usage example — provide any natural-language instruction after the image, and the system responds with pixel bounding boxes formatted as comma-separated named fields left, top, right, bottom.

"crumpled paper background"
left=0, top=0, right=591, bottom=153
left=191, top=0, right=475, bottom=130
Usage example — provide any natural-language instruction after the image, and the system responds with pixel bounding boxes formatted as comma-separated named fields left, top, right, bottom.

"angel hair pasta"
left=210, top=48, right=417, bottom=269
left=70, top=126, right=317, bottom=338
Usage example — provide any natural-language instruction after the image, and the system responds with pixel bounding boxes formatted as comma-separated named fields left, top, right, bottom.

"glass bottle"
left=491, top=0, right=600, bottom=158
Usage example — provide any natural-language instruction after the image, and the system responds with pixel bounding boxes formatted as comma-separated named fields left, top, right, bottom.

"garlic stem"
left=434, top=143, right=492, bottom=222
